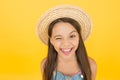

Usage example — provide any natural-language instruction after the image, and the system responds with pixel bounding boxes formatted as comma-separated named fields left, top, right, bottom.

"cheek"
left=74, top=41, right=79, bottom=47
left=52, top=42, right=61, bottom=51
left=72, top=39, right=79, bottom=48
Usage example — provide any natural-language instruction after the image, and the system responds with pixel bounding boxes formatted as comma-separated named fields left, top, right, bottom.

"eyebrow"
left=69, top=30, right=77, bottom=34
left=53, top=30, right=77, bottom=38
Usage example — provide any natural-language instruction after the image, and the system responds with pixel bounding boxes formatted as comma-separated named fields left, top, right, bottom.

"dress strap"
left=53, top=68, right=57, bottom=79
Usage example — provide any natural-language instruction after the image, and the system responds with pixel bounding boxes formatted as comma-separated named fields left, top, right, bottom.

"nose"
left=62, top=39, right=71, bottom=47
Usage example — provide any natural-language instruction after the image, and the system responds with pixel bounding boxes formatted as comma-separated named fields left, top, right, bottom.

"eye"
left=70, top=35, right=76, bottom=38
left=55, top=37, right=62, bottom=40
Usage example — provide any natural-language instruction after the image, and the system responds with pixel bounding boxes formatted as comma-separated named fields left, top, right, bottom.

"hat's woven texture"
left=36, top=5, right=92, bottom=45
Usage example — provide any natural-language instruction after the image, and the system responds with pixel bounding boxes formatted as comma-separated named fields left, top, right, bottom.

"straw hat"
left=36, top=5, right=92, bottom=45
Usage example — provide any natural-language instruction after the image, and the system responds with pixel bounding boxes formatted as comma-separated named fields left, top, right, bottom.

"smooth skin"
left=41, top=22, right=97, bottom=80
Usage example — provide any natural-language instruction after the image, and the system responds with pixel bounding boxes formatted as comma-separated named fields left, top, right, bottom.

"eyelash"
left=70, top=35, right=76, bottom=38
left=55, top=38, right=61, bottom=40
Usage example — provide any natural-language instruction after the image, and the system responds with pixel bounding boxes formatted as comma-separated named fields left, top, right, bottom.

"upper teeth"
left=61, top=49, right=71, bottom=52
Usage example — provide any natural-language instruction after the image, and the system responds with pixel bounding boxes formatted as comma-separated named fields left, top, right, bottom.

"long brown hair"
left=43, top=17, right=91, bottom=80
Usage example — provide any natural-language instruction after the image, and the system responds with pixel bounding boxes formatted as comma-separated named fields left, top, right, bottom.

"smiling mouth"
left=60, top=48, right=73, bottom=55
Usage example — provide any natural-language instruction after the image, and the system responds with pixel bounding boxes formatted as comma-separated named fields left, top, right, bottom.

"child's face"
left=50, top=22, right=79, bottom=58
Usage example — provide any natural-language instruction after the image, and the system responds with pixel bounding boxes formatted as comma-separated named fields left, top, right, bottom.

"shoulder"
left=88, top=57, right=97, bottom=69
left=88, top=57, right=97, bottom=80
left=41, top=58, right=47, bottom=74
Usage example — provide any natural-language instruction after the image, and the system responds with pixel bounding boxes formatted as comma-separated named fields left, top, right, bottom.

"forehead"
left=51, top=22, right=77, bottom=35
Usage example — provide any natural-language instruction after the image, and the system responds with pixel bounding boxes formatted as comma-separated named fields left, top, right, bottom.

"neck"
left=56, top=53, right=80, bottom=72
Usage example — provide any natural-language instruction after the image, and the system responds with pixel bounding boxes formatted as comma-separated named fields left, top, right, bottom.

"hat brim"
left=36, top=5, right=92, bottom=45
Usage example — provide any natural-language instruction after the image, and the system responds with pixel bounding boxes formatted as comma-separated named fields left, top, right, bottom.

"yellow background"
left=0, top=0, right=120, bottom=80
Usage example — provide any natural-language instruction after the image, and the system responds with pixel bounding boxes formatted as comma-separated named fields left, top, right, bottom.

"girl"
left=37, top=5, right=97, bottom=80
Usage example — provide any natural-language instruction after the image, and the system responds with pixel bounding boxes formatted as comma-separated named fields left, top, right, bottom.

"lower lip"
left=63, top=52, right=71, bottom=55
left=60, top=49, right=72, bottom=55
